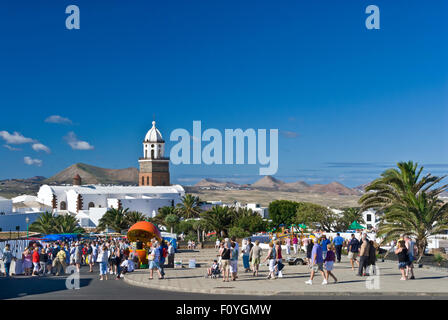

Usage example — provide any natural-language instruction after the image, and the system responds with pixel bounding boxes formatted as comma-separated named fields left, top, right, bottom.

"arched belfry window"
left=88, top=202, right=95, bottom=208
left=60, top=201, right=67, bottom=210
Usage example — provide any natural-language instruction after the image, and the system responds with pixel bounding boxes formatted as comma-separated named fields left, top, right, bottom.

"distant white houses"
left=0, top=196, right=42, bottom=232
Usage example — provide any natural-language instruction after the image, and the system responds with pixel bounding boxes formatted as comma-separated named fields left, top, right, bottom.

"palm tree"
left=176, top=194, right=201, bottom=219
left=29, top=212, right=85, bottom=234
left=97, top=208, right=130, bottom=233
left=164, top=214, right=180, bottom=233
left=152, top=206, right=178, bottom=227
left=337, top=207, right=365, bottom=231
left=125, top=211, right=146, bottom=225
left=359, top=161, right=448, bottom=261
left=53, top=215, right=85, bottom=234
left=201, top=206, right=233, bottom=237
left=29, top=212, right=56, bottom=234
left=377, top=191, right=448, bottom=261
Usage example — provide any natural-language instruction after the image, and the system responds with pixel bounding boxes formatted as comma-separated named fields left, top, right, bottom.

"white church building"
left=36, top=121, right=185, bottom=228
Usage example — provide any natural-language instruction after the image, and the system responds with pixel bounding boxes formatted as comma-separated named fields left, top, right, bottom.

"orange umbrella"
left=127, top=221, right=162, bottom=243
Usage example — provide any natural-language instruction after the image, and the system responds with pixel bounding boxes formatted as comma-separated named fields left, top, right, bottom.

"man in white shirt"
left=120, top=257, right=135, bottom=277
left=167, top=242, right=175, bottom=267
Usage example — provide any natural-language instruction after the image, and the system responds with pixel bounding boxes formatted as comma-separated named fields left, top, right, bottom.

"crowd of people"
left=206, top=232, right=418, bottom=284
left=0, top=237, right=176, bottom=281
left=1, top=232, right=419, bottom=285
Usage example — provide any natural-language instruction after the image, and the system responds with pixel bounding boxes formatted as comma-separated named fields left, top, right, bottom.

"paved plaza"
left=124, top=248, right=448, bottom=296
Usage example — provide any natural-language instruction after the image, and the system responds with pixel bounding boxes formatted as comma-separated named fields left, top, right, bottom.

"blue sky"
left=0, top=0, right=447, bottom=187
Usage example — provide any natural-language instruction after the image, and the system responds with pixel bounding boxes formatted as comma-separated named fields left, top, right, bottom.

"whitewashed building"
left=34, top=121, right=185, bottom=228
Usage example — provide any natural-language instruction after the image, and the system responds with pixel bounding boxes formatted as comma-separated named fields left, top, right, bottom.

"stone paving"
left=124, top=248, right=448, bottom=296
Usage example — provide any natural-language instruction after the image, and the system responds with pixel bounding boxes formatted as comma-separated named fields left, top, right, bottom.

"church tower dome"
left=139, top=120, right=170, bottom=186
left=144, top=121, right=164, bottom=143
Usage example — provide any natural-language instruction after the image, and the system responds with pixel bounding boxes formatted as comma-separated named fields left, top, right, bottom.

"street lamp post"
left=25, top=216, right=30, bottom=239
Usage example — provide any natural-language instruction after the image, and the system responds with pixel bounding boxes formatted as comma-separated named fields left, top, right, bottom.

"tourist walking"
left=275, top=240, right=284, bottom=278
left=39, top=248, right=48, bottom=276
left=395, top=240, right=410, bottom=280
left=263, top=242, right=277, bottom=280
left=292, top=235, right=299, bottom=254
left=242, top=239, right=252, bottom=272
left=230, top=242, right=239, bottom=281
left=367, top=240, right=377, bottom=275
left=306, top=238, right=313, bottom=266
left=347, top=234, right=360, bottom=271
left=2, top=244, right=14, bottom=277
left=167, top=241, right=175, bottom=268
left=323, top=244, right=337, bottom=283
left=98, top=244, right=109, bottom=281
left=404, top=236, right=416, bottom=279
left=54, top=246, right=67, bottom=276
left=285, top=237, right=291, bottom=255
left=320, top=235, right=331, bottom=259
left=305, top=238, right=326, bottom=285
left=358, top=233, right=370, bottom=276
left=332, top=233, right=344, bottom=263
left=220, top=242, right=231, bottom=282
left=158, top=240, right=168, bottom=278
left=148, top=242, right=164, bottom=280
left=249, top=240, right=262, bottom=276
left=74, top=242, right=82, bottom=273
left=23, top=248, right=33, bottom=276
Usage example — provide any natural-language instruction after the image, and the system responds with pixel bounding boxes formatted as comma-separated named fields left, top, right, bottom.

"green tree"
left=149, top=206, right=178, bottom=228
left=359, top=161, right=448, bottom=262
left=125, top=211, right=146, bottom=225
left=228, top=226, right=250, bottom=239
left=176, top=194, right=201, bottom=219
left=336, top=207, right=365, bottom=231
left=234, top=214, right=268, bottom=234
left=29, top=212, right=56, bottom=234
left=165, top=214, right=180, bottom=234
left=268, top=200, right=299, bottom=226
left=97, top=208, right=130, bottom=233
left=201, top=206, right=233, bottom=237
left=295, top=202, right=337, bottom=232
left=29, top=212, right=84, bottom=234
left=53, top=215, right=85, bottom=234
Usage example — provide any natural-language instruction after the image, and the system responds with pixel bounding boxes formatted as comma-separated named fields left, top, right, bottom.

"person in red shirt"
left=32, top=247, right=41, bottom=276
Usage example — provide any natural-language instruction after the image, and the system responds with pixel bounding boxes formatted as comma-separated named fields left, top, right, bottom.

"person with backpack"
left=158, top=240, right=168, bottom=278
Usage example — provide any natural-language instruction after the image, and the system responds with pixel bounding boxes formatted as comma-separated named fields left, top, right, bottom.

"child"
left=207, top=260, right=220, bottom=278
left=323, top=244, right=337, bottom=284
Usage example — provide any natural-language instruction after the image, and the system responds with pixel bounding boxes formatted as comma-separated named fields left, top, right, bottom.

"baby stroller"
left=210, top=267, right=221, bottom=279
left=206, top=260, right=222, bottom=278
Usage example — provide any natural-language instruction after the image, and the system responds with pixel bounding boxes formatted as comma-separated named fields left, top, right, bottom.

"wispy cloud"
left=0, top=131, right=35, bottom=144
left=280, top=130, right=299, bottom=139
left=64, top=131, right=94, bottom=150
left=32, top=143, right=51, bottom=153
left=24, top=156, right=42, bottom=166
left=45, top=115, right=73, bottom=125
left=3, top=145, right=21, bottom=151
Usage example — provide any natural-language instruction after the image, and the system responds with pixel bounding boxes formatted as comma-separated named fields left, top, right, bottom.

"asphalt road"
left=1, top=266, right=446, bottom=300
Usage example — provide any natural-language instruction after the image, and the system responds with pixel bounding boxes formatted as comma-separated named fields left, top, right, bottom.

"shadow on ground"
left=0, top=276, right=91, bottom=299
